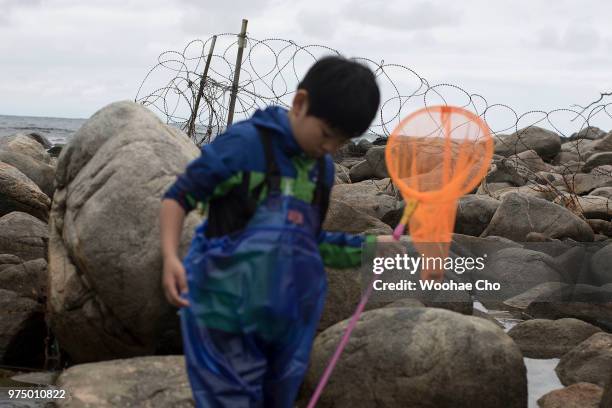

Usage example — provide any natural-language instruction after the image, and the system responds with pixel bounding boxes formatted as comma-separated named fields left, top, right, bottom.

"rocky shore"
left=0, top=101, right=610, bottom=407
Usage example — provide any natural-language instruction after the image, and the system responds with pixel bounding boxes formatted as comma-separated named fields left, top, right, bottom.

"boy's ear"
left=292, top=89, right=309, bottom=117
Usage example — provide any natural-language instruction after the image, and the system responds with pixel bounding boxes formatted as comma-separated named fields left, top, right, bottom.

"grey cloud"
left=534, top=26, right=601, bottom=53
left=0, top=0, right=41, bottom=24
left=297, top=9, right=338, bottom=39
left=177, top=0, right=273, bottom=34
left=345, top=0, right=459, bottom=32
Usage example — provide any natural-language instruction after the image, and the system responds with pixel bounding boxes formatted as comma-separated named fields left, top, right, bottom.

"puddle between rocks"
left=474, top=301, right=563, bottom=408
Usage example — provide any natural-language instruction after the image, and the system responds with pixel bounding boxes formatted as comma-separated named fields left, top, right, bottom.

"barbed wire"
left=135, top=32, right=612, bottom=148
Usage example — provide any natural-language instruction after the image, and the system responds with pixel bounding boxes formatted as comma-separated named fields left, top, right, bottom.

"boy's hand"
left=162, top=256, right=190, bottom=308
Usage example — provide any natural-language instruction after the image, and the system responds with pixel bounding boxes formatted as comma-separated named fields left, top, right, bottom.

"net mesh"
left=385, top=105, right=494, bottom=279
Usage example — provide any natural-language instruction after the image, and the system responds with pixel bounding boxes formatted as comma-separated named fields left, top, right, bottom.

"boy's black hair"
left=297, top=55, right=380, bottom=139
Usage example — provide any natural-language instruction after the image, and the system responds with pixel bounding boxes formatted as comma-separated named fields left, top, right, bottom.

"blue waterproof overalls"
left=180, top=128, right=328, bottom=407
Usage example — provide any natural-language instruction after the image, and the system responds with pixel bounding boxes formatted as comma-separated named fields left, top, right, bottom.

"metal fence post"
left=226, top=19, right=248, bottom=128
left=187, top=35, right=217, bottom=140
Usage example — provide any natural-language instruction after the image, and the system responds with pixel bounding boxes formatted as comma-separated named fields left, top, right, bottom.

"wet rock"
left=508, top=318, right=602, bottom=358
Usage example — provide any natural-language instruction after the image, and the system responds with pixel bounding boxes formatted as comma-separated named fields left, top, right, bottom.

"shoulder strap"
left=254, top=126, right=281, bottom=194
left=313, top=157, right=330, bottom=226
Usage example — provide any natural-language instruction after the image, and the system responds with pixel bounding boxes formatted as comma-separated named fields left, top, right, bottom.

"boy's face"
left=288, top=90, right=349, bottom=158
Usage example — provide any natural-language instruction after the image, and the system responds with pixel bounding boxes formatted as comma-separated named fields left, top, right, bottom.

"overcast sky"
left=1, top=0, right=611, bottom=134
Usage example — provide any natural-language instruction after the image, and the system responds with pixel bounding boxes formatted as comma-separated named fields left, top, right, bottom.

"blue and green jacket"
left=163, top=106, right=374, bottom=268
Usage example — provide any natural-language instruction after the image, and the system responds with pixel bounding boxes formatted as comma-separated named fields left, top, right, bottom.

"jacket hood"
left=251, top=106, right=303, bottom=156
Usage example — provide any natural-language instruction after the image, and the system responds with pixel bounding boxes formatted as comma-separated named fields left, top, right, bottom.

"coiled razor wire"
left=135, top=32, right=611, bottom=211
left=135, top=32, right=611, bottom=146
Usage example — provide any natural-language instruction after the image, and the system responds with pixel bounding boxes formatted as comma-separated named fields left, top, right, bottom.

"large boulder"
left=0, top=212, right=48, bottom=261
left=330, top=182, right=397, bottom=220
left=508, top=318, right=602, bottom=358
left=47, top=101, right=201, bottom=363
left=0, top=289, right=46, bottom=367
left=323, top=199, right=392, bottom=235
left=56, top=355, right=193, bottom=407
left=555, top=332, right=612, bottom=387
left=537, top=382, right=603, bottom=408
left=454, top=195, right=500, bottom=236
left=525, top=284, right=612, bottom=332
left=301, top=307, right=527, bottom=407
left=495, top=126, right=561, bottom=160
left=0, top=161, right=50, bottom=221
left=0, top=150, right=56, bottom=198
left=481, top=192, right=594, bottom=242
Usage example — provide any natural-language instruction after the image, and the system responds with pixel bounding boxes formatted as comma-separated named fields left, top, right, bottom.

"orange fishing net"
left=385, top=105, right=494, bottom=280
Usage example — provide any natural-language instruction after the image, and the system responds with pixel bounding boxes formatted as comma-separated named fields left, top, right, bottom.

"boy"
left=160, top=56, right=381, bottom=407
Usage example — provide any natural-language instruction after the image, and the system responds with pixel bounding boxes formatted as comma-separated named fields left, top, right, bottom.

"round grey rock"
left=508, top=318, right=602, bottom=358
left=302, top=307, right=527, bottom=408
left=555, top=332, right=612, bottom=387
